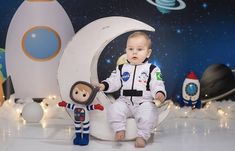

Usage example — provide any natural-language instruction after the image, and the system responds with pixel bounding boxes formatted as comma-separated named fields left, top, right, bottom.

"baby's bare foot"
left=135, top=137, right=146, bottom=148
left=115, top=130, right=125, bottom=141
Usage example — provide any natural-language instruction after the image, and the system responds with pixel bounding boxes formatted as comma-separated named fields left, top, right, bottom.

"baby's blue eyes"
left=127, top=48, right=143, bottom=51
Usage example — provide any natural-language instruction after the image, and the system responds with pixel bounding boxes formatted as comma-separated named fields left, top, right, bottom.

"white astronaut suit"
left=102, top=62, right=166, bottom=141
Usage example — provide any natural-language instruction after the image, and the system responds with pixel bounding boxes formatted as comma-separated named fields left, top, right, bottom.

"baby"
left=99, top=31, right=166, bottom=148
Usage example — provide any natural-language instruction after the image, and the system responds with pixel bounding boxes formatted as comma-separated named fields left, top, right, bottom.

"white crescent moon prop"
left=58, top=16, right=168, bottom=140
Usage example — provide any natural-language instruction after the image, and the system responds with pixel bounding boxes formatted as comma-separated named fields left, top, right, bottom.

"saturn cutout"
left=146, top=0, right=186, bottom=14
left=58, top=16, right=170, bottom=140
left=200, top=64, right=235, bottom=103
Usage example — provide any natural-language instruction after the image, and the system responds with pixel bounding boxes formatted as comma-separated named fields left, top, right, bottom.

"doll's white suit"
left=102, top=62, right=166, bottom=141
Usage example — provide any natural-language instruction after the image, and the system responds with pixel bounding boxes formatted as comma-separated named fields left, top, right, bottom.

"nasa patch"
left=122, top=72, right=130, bottom=82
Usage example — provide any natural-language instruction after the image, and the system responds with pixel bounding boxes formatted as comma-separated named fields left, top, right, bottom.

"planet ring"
left=146, top=0, right=186, bottom=10
left=201, top=88, right=235, bottom=103
left=201, top=69, right=235, bottom=103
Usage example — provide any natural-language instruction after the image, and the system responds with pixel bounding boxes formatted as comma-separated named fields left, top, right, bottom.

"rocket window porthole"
left=185, top=83, right=198, bottom=96
left=22, top=26, right=61, bottom=61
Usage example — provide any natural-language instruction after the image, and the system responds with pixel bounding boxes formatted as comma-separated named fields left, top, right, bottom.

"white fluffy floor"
left=1, top=99, right=235, bottom=151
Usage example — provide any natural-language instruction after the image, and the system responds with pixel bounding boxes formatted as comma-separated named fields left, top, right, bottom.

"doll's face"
left=71, top=84, right=91, bottom=103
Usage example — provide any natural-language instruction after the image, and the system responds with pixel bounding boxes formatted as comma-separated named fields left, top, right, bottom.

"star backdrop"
left=0, top=0, right=234, bottom=100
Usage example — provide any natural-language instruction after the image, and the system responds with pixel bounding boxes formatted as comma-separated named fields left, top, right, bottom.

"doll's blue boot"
left=79, top=134, right=89, bottom=146
left=73, top=133, right=81, bottom=145
left=73, top=133, right=89, bottom=146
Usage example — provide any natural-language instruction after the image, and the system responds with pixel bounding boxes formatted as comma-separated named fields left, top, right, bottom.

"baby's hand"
left=97, top=83, right=105, bottom=91
left=155, top=92, right=165, bottom=103
left=92, top=83, right=105, bottom=91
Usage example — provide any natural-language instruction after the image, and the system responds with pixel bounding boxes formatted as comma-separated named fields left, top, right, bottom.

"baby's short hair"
left=127, top=31, right=152, bottom=49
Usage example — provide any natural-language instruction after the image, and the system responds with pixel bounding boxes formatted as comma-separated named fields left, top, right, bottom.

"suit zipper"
left=130, top=65, right=137, bottom=105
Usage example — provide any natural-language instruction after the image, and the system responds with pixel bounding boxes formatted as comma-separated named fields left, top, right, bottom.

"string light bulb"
left=217, top=108, right=225, bottom=116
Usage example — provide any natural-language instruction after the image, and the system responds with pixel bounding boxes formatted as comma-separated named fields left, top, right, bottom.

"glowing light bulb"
left=154, top=127, right=158, bottom=132
left=167, top=104, right=171, bottom=109
left=205, top=101, right=212, bottom=109
left=217, top=108, right=225, bottom=116
left=16, top=108, right=21, bottom=115
left=175, top=106, right=180, bottom=110
left=8, top=98, right=14, bottom=105
left=48, top=95, right=52, bottom=100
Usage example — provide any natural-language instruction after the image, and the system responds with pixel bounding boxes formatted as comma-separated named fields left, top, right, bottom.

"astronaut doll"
left=177, top=71, right=202, bottom=109
left=58, top=81, right=104, bottom=145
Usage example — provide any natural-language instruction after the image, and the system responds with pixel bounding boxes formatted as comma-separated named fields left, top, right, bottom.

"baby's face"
left=126, top=36, right=151, bottom=65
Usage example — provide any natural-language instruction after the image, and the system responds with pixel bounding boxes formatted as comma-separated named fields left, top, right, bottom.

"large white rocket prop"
left=5, top=0, right=74, bottom=99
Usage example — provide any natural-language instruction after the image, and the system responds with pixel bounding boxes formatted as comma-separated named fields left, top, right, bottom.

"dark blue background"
left=0, top=0, right=234, bottom=99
